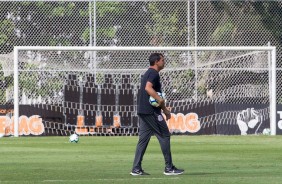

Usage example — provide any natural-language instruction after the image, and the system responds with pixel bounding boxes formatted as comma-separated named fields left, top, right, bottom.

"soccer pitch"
left=1, top=136, right=282, bottom=184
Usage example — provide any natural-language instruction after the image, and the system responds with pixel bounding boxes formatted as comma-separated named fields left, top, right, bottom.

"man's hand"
left=144, top=81, right=171, bottom=120
left=157, top=98, right=165, bottom=107
left=163, top=109, right=171, bottom=120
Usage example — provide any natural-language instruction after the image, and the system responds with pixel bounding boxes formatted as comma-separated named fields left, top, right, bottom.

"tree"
left=210, top=1, right=282, bottom=46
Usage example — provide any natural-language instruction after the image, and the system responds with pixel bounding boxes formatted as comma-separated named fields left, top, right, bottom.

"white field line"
left=42, top=177, right=180, bottom=182
left=0, top=178, right=180, bottom=183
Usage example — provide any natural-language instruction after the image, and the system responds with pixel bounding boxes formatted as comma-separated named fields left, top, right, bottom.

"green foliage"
left=258, top=2, right=282, bottom=41
left=197, top=85, right=207, bottom=95
left=169, top=69, right=195, bottom=98
left=0, top=18, right=10, bottom=29
left=0, top=64, right=13, bottom=103
left=95, top=72, right=104, bottom=85
left=278, top=97, right=282, bottom=104
left=97, top=27, right=117, bottom=39
left=19, top=64, right=39, bottom=96
left=211, top=1, right=282, bottom=44
left=131, top=73, right=141, bottom=85
left=33, top=1, right=76, bottom=17
left=146, top=2, right=183, bottom=46
left=211, top=1, right=225, bottom=12
left=212, top=19, right=236, bottom=44
left=96, top=2, right=124, bottom=17
left=0, top=34, right=8, bottom=45
left=52, top=6, right=66, bottom=17
left=0, top=65, right=4, bottom=103
left=82, top=28, right=90, bottom=44
left=35, top=2, right=53, bottom=15
left=95, top=2, right=125, bottom=46
left=0, top=19, right=14, bottom=45
left=51, top=3, right=76, bottom=17
left=0, top=1, right=188, bottom=48
left=49, top=37, right=71, bottom=46
left=18, top=64, right=63, bottom=99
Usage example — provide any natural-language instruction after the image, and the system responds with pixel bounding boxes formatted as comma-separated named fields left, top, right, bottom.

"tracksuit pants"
left=132, top=112, right=173, bottom=170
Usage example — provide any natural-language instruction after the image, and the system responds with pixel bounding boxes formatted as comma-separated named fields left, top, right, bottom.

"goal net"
left=8, top=46, right=276, bottom=137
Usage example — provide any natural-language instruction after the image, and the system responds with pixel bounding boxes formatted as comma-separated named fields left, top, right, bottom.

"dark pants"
left=132, top=112, right=173, bottom=171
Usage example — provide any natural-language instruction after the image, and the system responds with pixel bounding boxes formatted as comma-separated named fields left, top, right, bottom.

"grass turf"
left=1, top=135, right=282, bottom=184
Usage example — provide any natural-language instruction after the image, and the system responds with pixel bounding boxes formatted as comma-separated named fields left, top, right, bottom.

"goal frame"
left=13, top=46, right=277, bottom=136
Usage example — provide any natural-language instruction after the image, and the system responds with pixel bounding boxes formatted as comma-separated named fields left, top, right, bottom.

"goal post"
left=13, top=46, right=276, bottom=137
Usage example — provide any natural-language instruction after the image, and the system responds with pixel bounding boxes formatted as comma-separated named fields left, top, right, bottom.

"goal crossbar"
left=14, top=46, right=276, bottom=51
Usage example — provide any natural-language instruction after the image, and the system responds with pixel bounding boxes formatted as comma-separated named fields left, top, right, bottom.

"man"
left=130, top=53, right=184, bottom=176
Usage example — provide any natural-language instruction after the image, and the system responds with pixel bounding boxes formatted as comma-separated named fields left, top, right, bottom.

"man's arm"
left=145, top=81, right=171, bottom=120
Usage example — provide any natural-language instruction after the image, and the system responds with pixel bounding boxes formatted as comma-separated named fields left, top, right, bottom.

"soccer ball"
left=69, top=134, right=79, bottom=143
left=262, top=128, right=271, bottom=135
left=149, top=92, right=165, bottom=107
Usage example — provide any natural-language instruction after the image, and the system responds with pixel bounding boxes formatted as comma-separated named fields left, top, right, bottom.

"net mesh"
left=0, top=0, right=279, bottom=135
left=0, top=53, right=14, bottom=77
left=16, top=49, right=270, bottom=104
left=8, top=48, right=271, bottom=136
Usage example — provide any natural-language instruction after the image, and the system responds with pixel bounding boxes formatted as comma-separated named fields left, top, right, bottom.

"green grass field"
left=1, top=135, right=282, bottom=184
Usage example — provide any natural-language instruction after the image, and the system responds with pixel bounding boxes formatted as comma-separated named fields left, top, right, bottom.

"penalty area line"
left=42, top=177, right=180, bottom=182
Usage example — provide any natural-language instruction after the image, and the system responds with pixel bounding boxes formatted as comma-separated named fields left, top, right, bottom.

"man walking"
left=130, top=53, right=184, bottom=176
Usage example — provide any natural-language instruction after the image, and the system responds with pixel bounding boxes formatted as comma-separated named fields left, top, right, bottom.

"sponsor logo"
left=237, top=108, right=262, bottom=135
left=277, top=111, right=282, bottom=130
left=166, top=112, right=201, bottom=133
left=0, top=112, right=202, bottom=135
left=158, top=115, right=164, bottom=122
left=0, top=115, right=44, bottom=136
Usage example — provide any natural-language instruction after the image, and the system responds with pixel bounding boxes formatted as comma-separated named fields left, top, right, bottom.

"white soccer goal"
left=12, top=46, right=276, bottom=137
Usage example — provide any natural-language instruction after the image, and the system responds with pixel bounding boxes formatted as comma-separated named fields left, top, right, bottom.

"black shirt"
left=137, top=68, right=162, bottom=115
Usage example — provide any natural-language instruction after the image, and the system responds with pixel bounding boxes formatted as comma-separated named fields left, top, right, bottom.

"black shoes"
left=163, top=166, right=184, bottom=175
left=130, top=169, right=150, bottom=176
left=130, top=166, right=184, bottom=176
